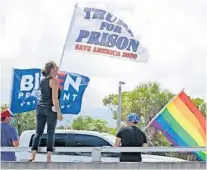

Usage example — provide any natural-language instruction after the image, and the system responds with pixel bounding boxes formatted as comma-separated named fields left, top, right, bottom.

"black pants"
left=32, top=106, right=57, bottom=152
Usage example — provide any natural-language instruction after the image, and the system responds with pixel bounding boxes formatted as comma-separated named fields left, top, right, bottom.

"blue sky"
left=0, top=0, right=206, bottom=128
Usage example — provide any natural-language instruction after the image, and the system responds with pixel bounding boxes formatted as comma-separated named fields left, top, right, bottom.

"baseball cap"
left=126, top=113, right=140, bottom=123
left=1, top=109, right=13, bottom=118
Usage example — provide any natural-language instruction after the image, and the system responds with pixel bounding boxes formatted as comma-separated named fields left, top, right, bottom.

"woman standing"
left=28, top=61, right=63, bottom=162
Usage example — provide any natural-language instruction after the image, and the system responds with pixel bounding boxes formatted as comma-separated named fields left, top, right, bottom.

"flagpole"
left=8, top=68, right=15, bottom=114
left=59, top=3, right=78, bottom=69
left=143, top=88, right=185, bottom=131
left=145, top=133, right=154, bottom=146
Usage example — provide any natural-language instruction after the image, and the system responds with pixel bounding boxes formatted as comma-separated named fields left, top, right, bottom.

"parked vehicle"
left=16, top=130, right=185, bottom=162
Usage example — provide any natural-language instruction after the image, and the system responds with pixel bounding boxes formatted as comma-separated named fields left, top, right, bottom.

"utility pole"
left=117, top=81, right=125, bottom=131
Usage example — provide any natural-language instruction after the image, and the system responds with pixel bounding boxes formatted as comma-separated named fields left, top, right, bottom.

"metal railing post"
left=91, top=148, right=101, bottom=162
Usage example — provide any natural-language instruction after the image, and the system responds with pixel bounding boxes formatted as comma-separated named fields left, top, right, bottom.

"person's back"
left=117, top=126, right=147, bottom=162
left=1, top=110, right=19, bottom=161
left=38, top=77, right=61, bottom=109
left=115, top=113, right=147, bottom=162
left=38, top=77, right=53, bottom=108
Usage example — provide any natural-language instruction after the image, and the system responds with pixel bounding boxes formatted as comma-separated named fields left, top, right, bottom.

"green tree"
left=71, top=116, right=116, bottom=135
left=103, top=82, right=175, bottom=147
left=1, top=104, right=8, bottom=110
left=12, top=111, right=36, bottom=135
left=103, top=82, right=174, bottom=129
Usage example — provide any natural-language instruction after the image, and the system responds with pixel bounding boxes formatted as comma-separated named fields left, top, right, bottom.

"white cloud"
left=0, top=0, right=206, bottom=124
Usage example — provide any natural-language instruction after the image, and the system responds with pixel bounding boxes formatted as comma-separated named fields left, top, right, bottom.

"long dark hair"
left=41, top=61, right=56, bottom=77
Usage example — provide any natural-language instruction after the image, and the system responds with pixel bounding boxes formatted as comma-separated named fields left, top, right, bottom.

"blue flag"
left=58, top=71, right=90, bottom=114
left=10, top=69, right=90, bottom=114
left=10, top=68, right=41, bottom=113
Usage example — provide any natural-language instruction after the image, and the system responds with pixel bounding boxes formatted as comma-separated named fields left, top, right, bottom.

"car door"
left=61, top=133, right=86, bottom=162
left=73, top=134, right=119, bottom=162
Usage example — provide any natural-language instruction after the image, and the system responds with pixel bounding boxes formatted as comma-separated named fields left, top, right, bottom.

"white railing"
left=1, top=146, right=206, bottom=162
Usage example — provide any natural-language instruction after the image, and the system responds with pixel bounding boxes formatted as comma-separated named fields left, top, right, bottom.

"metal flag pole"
left=59, top=3, right=78, bottom=69
left=143, top=88, right=185, bottom=131
left=8, top=68, right=15, bottom=114
left=117, top=81, right=125, bottom=131
left=145, top=133, right=154, bottom=146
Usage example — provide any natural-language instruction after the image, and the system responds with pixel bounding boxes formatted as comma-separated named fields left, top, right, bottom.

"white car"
left=16, top=130, right=185, bottom=162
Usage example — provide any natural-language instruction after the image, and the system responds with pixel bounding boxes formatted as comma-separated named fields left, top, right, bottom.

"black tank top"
left=37, top=77, right=61, bottom=109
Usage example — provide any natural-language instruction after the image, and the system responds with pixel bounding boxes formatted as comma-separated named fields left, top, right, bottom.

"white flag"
left=65, top=3, right=149, bottom=63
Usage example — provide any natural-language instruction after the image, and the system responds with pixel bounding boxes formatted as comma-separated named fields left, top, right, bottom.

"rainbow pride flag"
left=152, top=91, right=206, bottom=161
